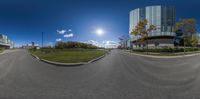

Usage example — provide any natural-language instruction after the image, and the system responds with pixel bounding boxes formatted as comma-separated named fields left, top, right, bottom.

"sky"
left=0, top=0, right=200, bottom=47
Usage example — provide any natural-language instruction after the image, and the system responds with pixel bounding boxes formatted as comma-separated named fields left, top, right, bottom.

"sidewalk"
left=0, top=49, right=21, bottom=55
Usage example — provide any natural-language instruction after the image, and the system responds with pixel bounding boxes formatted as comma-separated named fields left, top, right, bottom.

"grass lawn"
left=30, top=49, right=108, bottom=63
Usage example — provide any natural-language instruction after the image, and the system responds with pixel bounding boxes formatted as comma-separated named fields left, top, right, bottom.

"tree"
left=176, top=18, right=198, bottom=53
left=176, top=18, right=197, bottom=46
left=131, top=19, right=156, bottom=50
left=176, top=18, right=197, bottom=35
left=55, top=41, right=98, bottom=49
left=191, top=37, right=199, bottom=47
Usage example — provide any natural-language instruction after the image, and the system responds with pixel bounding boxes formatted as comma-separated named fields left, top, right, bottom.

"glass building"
left=0, top=34, right=14, bottom=49
left=129, top=5, right=176, bottom=48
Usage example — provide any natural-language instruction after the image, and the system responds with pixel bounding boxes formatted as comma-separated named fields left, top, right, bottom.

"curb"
left=31, top=54, right=40, bottom=60
left=0, top=50, right=5, bottom=55
left=30, top=51, right=109, bottom=66
left=123, top=51, right=200, bottom=59
left=88, top=54, right=106, bottom=63
left=40, top=59, right=87, bottom=66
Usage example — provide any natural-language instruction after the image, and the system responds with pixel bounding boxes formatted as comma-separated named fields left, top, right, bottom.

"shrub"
left=55, top=41, right=98, bottom=49
left=132, top=48, right=200, bottom=53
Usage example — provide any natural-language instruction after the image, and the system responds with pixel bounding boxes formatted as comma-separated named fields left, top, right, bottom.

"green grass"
left=30, top=49, right=108, bottom=63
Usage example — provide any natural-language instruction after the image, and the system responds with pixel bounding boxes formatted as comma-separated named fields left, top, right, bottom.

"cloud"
left=46, top=42, right=53, bottom=47
left=68, top=29, right=72, bottom=32
left=57, top=30, right=66, bottom=34
left=104, top=41, right=119, bottom=48
left=64, top=33, right=74, bottom=38
left=84, top=40, right=119, bottom=48
left=85, top=40, right=99, bottom=46
left=56, top=38, right=62, bottom=42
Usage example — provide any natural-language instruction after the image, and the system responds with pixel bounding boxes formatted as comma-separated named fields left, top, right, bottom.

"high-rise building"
left=0, top=34, right=14, bottom=49
left=129, top=5, right=176, bottom=48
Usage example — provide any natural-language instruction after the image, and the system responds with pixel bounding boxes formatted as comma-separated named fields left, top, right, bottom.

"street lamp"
left=42, top=32, right=44, bottom=49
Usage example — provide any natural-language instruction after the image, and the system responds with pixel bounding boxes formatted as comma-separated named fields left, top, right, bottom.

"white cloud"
left=68, top=29, right=72, bottom=32
left=104, top=41, right=119, bottom=48
left=35, top=44, right=39, bottom=46
left=85, top=40, right=99, bottom=47
left=64, top=33, right=74, bottom=38
left=46, top=42, right=53, bottom=47
left=84, top=40, right=119, bottom=48
left=57, top=30, right=66, bottom=34
left=56, top=38, right=62, bottom=42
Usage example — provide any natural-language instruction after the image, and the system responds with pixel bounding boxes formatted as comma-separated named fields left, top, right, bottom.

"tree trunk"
left=184, top=37, right=186, bottom=55
left=146, top=34, right=148, bottom=54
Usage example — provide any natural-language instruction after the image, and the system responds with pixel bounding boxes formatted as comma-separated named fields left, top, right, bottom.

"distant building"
left=129, top=5, right=176, bottom=48
left=0, top=34, right=14, bottom=49
left=120, top=39, right=129, bottom=49
left=22, top=42, right=40, bottom=49
left=119, top=36, right=131, bottom=49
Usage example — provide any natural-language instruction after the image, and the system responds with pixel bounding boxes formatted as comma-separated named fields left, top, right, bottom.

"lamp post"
left=42, top=32, right=44, bottom=49
left=194, top=26, right=200, bottom=50
left=119, top=37, right=123, bottom=49
left=184, top=35, right=185, bottom=55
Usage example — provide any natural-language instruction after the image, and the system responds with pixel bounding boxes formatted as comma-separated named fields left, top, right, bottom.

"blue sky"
left=0, top=0, right=199, bottom=47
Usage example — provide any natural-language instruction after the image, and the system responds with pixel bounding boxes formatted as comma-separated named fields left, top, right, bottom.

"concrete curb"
left=31, top=54, right=40, bottom=60
left=0, top=52, right=4, bottom=55
left=40, top=59, right=87, bottom=66
left=123, top=51, right=200, bottom=59
left=30, top=51, right=109, bottom=66
left=0, top=50, right=5, bottom=55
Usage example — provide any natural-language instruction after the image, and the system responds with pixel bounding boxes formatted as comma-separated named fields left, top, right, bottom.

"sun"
left=96, top=29, right=104, bottom=36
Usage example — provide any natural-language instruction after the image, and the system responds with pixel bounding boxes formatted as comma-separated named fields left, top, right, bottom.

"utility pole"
left=42, top=32, right=44, bottom=49
left=184, top=37, right=185, bottom=55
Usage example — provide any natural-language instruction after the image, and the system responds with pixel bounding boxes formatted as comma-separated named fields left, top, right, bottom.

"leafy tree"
left=131, top=19, right=156, bottom=49
left=176, top=18, right=198, bottom=47
left=55, top=42, right=65, bottom=49
left=190, top=37, right=199, bottom=47
left=55, top=41, right=98, bottom=49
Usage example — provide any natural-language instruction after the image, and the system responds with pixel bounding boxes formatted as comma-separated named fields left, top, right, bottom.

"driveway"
left=0, top=49, right=200, bottom=99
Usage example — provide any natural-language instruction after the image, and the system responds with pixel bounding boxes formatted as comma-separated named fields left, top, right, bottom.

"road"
left=0, top=49, right=200, bottom=99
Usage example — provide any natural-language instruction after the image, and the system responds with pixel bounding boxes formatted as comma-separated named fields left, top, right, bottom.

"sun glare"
left=96, top=29, right=104, bottom=36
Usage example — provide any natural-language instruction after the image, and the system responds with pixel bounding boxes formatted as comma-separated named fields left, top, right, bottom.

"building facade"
left=0, top=34, right=14, bottom=49
left=22, top=42, right=40, bottom=49
left=129, top=5, right=176, bottom=48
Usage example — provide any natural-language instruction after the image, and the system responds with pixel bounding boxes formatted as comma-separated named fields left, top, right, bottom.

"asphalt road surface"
left=0, top=49, right=200, bottom=99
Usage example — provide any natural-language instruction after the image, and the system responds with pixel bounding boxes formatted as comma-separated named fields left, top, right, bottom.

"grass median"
left=30, top=49, right=108, bottom=63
